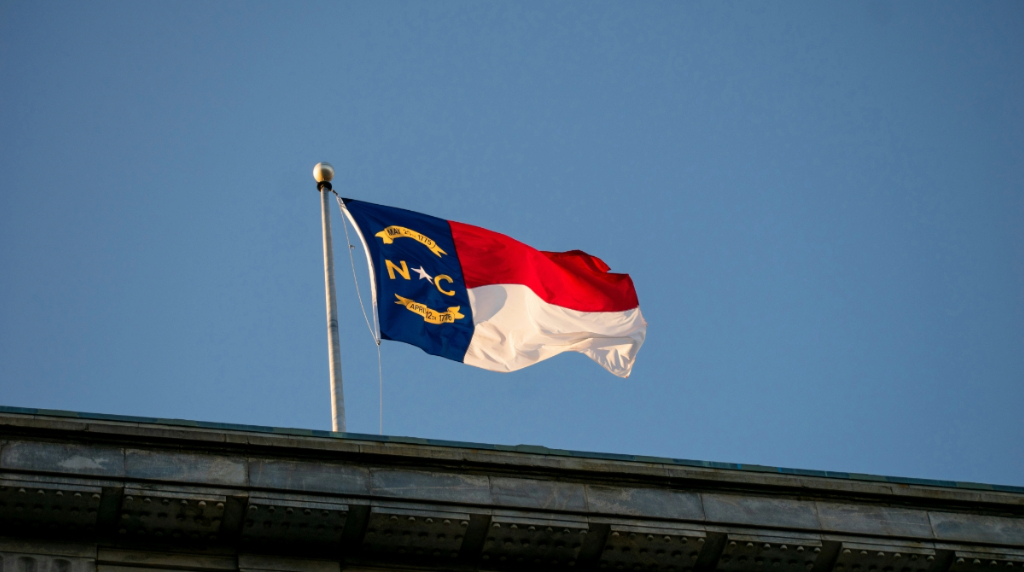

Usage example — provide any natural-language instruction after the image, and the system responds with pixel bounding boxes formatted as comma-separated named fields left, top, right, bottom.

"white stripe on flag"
left=463, top=284, right=647, bottom=378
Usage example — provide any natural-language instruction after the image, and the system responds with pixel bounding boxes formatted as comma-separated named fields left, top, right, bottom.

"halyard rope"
left=336, top=194, right=384, bottom=435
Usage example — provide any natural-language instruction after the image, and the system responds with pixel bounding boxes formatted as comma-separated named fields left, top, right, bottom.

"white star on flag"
left=412, top=266, right=433, bottom=282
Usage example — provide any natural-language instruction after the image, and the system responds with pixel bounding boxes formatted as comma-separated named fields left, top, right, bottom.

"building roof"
left=2, top=404, right=1023, bottom=571
left=1, top=404, right=1019, bottom=494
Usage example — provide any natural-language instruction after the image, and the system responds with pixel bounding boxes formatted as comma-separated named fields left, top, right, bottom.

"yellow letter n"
left=385, top=259, right=410, bottom=280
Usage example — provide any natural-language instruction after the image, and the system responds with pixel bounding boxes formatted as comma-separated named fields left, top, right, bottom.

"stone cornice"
left=1, top=408, right=1022, bottom=572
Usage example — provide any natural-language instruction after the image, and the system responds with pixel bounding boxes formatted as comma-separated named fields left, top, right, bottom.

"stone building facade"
left=1, top=407, right=1022, bottom=572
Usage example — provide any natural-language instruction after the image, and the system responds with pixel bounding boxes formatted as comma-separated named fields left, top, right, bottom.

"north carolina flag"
left=340, top=198, right=646, bottom=377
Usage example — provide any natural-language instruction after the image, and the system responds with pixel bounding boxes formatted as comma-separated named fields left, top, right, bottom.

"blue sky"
left=1, top=1, right=1022, bottom=486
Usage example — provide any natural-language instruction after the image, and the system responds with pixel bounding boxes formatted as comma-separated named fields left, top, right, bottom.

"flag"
left=339, top=198, right=647, bottom=377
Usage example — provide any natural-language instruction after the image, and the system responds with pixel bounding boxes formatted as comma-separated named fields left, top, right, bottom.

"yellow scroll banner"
left=375, top=226, right=447, bottom=257
left=394, top=294, right=465, bottom=324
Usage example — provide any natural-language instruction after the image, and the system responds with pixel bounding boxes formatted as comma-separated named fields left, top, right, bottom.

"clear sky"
left=1, top=1, right=1022, bottom=486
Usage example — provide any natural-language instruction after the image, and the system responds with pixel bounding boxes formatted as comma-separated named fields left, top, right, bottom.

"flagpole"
left=314, top=162, right=345, bottom=433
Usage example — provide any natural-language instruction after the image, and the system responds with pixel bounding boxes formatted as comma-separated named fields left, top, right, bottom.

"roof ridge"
left=2, top=404, right=1020, bottom=494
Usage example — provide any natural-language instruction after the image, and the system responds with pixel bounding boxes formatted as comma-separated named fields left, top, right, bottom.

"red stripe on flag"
left=450, top=221, right=639, bottom=313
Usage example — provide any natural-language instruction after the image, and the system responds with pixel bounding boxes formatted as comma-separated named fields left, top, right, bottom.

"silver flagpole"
left=314, top=162, right=346, bottom=432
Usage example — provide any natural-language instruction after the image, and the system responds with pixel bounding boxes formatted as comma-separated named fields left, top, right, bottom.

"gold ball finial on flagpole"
left=313, top=162, right=335, bottom=183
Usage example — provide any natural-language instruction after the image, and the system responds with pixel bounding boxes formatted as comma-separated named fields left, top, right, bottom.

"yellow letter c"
left=434, top=275, right=455, bottom=296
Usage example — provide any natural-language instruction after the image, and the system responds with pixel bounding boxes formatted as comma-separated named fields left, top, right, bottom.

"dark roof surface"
left=2, top=404, right=1020, bottom=494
